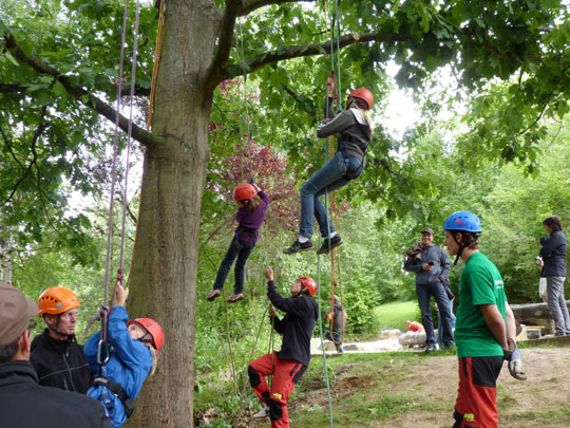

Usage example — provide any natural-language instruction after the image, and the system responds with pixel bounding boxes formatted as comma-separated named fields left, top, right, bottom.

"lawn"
left=374, top=300, right=419, bottom=331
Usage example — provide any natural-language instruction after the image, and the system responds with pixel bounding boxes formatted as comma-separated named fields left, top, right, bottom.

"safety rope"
left=96, top=0, right=141, bottom=371
left=147, top=0, right=166, bottom=128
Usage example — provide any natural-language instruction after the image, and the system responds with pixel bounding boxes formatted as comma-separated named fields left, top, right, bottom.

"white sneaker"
left=252, top=406, right=270, bottom=419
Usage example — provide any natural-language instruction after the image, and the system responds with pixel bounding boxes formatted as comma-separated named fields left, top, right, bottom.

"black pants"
left=213, top=238, right=255, bottom=294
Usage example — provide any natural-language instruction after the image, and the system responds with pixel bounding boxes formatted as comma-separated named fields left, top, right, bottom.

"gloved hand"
left=503, top=338, right=527, bottom=381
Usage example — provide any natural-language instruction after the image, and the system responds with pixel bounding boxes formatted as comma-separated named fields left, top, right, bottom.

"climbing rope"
left=147, top=0, right=166, bottom=128
left=95, top=0, right=141, bottom=371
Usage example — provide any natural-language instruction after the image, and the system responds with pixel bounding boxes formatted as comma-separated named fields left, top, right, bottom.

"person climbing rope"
left=443, top=211, right=526, bottom=428
left=207, top=181, right=270, bottom=303
left=248, top=267, right=318, bottom=428
left=284, top=73, right=373, bottom=255
left=325, top=295, right=347, bottom=353
left=84, top=274, right=165, bottom=428
left=30, top=287, right=92, bottom=394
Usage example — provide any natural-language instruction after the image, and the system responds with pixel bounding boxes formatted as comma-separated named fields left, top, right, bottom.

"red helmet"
left=38, top=287, right=80, bottom=316
left=298, top=276, right=318, bottom=297
left=349, top=87, right=374, bottom=110
left=233, top=183, right=256, bottom=202
left=128, top=318, right=165, bottom=352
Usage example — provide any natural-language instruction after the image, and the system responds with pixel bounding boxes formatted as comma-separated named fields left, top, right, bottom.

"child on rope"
left=284, top=73, right=373, bottom=255
left=248, top=267, right=318, bottom=428
left=208, top=181, right=270, bottom=303
left=443, top=211, right=526, bottom=428
left=84, top=276, right=165, bottom=428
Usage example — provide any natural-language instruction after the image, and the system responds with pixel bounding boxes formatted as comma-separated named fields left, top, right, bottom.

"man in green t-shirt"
left=443, top=211, right=526, bottom=428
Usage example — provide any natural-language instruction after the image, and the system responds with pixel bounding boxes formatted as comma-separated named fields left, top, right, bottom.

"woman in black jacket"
left=538, top=216, right=570, bottom=336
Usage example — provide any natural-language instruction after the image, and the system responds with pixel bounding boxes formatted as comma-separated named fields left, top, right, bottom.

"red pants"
left=248, top=352, right=306, bottom=428
left=454, top=356, right=503, bottom=428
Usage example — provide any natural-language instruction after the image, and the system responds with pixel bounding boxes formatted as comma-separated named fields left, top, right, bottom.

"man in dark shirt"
left=0, top=282, right=110, bottom=428
left=248, top=267, right=319, bottom=428
left=325, top=295, right=347, bottom=353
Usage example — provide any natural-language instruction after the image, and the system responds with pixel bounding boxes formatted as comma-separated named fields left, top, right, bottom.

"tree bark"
left=126, top=1, right=216, bottom=426
left=511, top=301, right=570, bottom=322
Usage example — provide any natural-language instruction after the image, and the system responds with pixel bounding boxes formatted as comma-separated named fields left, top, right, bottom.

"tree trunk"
left=127, top=1, right=217, bottom=426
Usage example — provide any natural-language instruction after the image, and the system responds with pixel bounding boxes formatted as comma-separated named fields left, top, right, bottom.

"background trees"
left=2, top=0, right=570, bottom=426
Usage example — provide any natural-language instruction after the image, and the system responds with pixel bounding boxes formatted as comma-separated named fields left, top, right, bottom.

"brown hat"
left=421, top=227, right=434, bottom=235
left=0, top=281, right=38, bottom=346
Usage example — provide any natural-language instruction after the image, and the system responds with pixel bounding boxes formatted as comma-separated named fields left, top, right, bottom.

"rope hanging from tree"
left=96, top=0, right=142, bottom=372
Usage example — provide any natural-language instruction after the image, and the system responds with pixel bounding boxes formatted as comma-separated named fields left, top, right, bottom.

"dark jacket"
left=331, top=301, right=345, bottom=334
left=0, top=361, right=111, bottom=428
left=404, top=244, right=450, bottom=286
left=30, top=329, right=92, bottom=394
left=317, top=103, right=372, bottom=161
left=267, top=281, right=319, bottom=366
left=540, top=230, right=567, bottom=278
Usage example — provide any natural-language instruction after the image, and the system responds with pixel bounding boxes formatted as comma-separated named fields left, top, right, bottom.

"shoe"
left=336, top=345, right=344, bottom=354
left=283, top=239, right=313, bottom=254
left=227, top=293, right=244, bottom=303
left=317, top=235, right=342, bottom=255
left=252, top=405, right=270, bottom=419
left=425, top=344, right=436, bottom=353
left=207, top=289, right=221, bottom=301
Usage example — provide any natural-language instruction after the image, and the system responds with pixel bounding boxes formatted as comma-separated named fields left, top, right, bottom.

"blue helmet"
left=444, top=211, right=482, bottom=233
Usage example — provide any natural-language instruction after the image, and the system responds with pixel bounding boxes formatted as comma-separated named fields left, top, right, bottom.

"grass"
left=374, top=300, right=419, bottom=331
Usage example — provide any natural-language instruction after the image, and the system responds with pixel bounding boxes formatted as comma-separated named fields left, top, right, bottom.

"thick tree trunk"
left=511, top=301, right=570, bottom=322
left=126, top=1, right=217, bottom=426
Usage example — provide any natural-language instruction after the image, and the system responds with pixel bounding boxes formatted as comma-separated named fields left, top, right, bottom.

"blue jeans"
left=438, top=299, right=456, bottom=348
left=416, top=282, right=455, bottom=347
left=213, top=238, right=255, bottom=294
left=299, top=152, right=361, bottom=239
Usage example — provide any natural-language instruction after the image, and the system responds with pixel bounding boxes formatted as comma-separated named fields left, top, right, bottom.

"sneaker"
left=227, top=293, right=244, bottom=303
left=252, top=405, right=270, bottom=419
left=283, top=239, right=313, bottom=254
left=207, top=289, right=221, bottom=302
left=317, top=235, right=342, bottom=255
left=425, top=344, right=436, bottom=353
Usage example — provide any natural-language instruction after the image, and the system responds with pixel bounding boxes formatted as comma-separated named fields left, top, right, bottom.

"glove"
left=503, top=339, right=527, bottom=381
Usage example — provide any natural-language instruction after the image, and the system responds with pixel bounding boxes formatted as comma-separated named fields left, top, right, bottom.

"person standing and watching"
left=404, top=227, right=455, bottom=351
left=31, top=286, right=92, bottom=393
left=537, top=216, right=570, bottom=336
left=0, top=281, right=110, bottom=428
left=443, top=211, right=526, bottom=428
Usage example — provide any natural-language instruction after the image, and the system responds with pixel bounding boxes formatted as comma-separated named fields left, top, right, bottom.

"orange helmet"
left=128, top=318, right=165, bottom=352
left=38, top=287, right=80, bottom=316
left=233, top=183, right=256, bottom=202
left=349, top=87, right=374, bottom=110
left=298, top=276, right=318, bottom=297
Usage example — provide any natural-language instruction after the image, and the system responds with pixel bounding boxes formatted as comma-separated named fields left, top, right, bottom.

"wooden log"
left=510, top=301, right=570, bottom=321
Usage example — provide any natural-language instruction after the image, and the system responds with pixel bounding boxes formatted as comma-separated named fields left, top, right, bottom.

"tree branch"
left=223, top=32, right=389, bottom=79
left=2, top=25, right=162, bottom=149
left=0, top=83, right=26, bottom=94
left=208, top=1, right=240, bottom=85
left=237, top=0, right=316, bottom=16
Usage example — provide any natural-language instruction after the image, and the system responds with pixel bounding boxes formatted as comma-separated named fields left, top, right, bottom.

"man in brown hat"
left=0, top=281, right=111, bottom=428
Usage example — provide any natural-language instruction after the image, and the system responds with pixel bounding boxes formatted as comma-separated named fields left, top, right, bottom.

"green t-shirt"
left=455, top=252, right=507, bottom=358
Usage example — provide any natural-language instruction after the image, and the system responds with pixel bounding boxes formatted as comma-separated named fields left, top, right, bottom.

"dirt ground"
left=273, top=348, right=570, bottom=427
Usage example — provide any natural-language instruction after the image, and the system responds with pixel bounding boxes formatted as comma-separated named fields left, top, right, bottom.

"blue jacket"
left=84, top=306, right=153, bottom=428
left=540, top=230, right=567, bottom=278
left=404, top=245, right=450, bottom=286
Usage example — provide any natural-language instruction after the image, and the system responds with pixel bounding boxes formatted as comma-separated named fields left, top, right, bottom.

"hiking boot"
left=252, top=405, right=270, bottom=419
left=283, top=239, right=313, bottom=254
left=207, top=289, right=221, bottom=302
left=317, top=234, right=343, bottom=255
left=227, top=293, right=244, bottom=303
